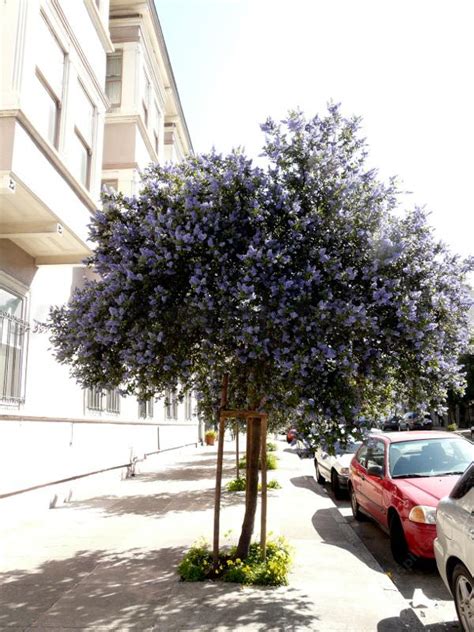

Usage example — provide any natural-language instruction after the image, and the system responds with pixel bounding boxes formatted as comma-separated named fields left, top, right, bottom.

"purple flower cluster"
left=49, top=106, right=473, bottom=434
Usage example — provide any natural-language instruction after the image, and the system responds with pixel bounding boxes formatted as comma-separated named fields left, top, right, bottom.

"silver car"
left=434, top=462, right=474, bottom=632
left=314, top=438, right=361, bottom=499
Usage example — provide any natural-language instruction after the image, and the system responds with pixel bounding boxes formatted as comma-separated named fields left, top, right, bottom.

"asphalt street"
left=305, top=454, right=461, bottom=631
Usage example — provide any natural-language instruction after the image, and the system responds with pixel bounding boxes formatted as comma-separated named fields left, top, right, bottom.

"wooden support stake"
left=213, top=373, right=228, bottom=567
left=235, top=421, right=240, bottom=479
left=260, top=414, right=268, bottom=559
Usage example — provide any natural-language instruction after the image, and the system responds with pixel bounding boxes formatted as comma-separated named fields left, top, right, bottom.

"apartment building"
left=0, top=0, right=199, bottom=512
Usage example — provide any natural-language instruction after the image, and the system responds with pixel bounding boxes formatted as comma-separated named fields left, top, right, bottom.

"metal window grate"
left=165, top=389, right=178, bottom=420
left=87, top=386, right=103, bottom=411
left=185, top=392, right=192, bottom=420
left=139, top=397, right=154, bottom=419
left=106, top=388, right=120, bottom=414
left=0, top=310, right=28, bottom=404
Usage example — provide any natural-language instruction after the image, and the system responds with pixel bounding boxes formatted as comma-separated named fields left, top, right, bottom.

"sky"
left=155, top=0, right=473, bottom=268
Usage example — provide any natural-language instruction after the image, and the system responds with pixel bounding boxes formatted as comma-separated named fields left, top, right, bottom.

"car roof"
left=381, top=431, right=464, bottom=443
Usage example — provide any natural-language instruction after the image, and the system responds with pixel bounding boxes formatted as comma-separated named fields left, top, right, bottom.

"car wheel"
left=331, top=469, right=344, bottom=500
left=350, top=485, right=365, bottom=521
left=389, top=514, right=414, bottom=567
left=314, top=460, right=325, bottom=484
left=452, top=563, right=474, bottom=632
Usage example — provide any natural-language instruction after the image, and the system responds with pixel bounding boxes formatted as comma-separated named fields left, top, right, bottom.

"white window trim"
left=0, top=271, right=30, bottom=407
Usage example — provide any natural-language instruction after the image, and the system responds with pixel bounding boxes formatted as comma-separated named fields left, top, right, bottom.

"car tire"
left=350, top=485, right=366, bottom=521
left=452, top=563, right=474, bottom=632
left=389, top=514, right=414, bottom=567
left=314, top=460, right=325, bottom=484
left=331, top=469, right=344, bottom=500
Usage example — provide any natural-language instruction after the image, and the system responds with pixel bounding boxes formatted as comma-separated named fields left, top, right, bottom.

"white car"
left=314, top=438, right=361, bottom=499
left=434, top=462, right=474, bottom=632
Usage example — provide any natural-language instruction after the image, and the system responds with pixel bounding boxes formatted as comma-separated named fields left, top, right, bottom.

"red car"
left=349, top=431, right=474, bottom=565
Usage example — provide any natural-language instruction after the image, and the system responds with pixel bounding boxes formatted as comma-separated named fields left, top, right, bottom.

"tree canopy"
left=50, top=105, right=473, bottom=438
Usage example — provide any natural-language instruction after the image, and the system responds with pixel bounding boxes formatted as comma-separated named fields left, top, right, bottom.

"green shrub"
left=447, top=423, right=458, bottom=432
left=266, top=454, right=278, bottom=470
left=226, top=478, right=282, bottom=492
left=266, top=479, right=282, bottom=489
left=267, top=441, right=277, bottom=452
left=239, top=453, right=278, bottom=470
left=226, top=477, right=246, bottom=492
left=224, top=537, right=292, bottom=586
left=178, top=537, right=292, bottom=586
left=177, top=539, right=212, bottom=581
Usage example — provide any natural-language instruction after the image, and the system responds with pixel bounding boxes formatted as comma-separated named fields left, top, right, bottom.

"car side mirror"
left=367, top=465, right=384, bottom=478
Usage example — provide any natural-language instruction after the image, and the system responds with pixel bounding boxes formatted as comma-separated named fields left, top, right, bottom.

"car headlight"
left=408, top=505, right=436, bottom=525
left=339, top=467, right=350, bottom=476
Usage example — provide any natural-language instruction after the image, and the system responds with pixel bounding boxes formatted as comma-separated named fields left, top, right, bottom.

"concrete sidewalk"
left=0, top=440, right=422, bottom=631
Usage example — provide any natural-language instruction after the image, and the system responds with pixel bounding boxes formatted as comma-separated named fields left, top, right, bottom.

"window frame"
left=138, top=397, right=154, bottom=419
left=106, top=388, right=120, bottom=414
left=165, top=388, right=178, bottom=420
left=86, top=387, right=120, bottom=414
left=0, top=281, right=29, bottom=405
left=105, top=51, right=123, bottom=107
left=73, top=126, right=92, bottom=189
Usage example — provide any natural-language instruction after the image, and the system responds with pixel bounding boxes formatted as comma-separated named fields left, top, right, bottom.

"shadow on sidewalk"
left=290, top=475, right=328, bottom=498
left=138, top=463, right=236, bottom=483
left=0, top=546, right=182, bottom=630
left=0, top=546, right=319, bottom=631
left=68, top=486, right=245, bottom=517
left=377, top=608, right=459, bottom=631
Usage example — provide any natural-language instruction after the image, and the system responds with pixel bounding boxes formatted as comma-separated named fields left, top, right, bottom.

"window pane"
left=75, top=83, right=94, bottom=144
left=0, top=312, right=27, bottom=403
left=106, top=388, right=120, bottom=413
left=147, top=398, right=154, bottom=418
left=87, top=387, right=103, bottom=410
left=0, top=289, right=23, bottom=318
left=71, top=133, right=89, bottom=187
left=32, top=75, right=58, bottom=145
left=101, top=179, right=118, bottom=192
left=106, top=80, right=121, bottom=106
left=106, top=54, right=122, bottom=78
left=38, top=15, right=64, bottom=96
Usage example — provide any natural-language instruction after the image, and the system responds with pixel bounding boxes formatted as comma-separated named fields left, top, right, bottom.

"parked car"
left=315, top=438, right=362, bottom=499
left=286, top=428, right=298, bottom=443
left=434, top=462, right=474, bottom=632
left=382, top=416, right=402, bottom=431
left=348, top=431, right=474, bottom=565
left=402, top=411, right=433, bottom=431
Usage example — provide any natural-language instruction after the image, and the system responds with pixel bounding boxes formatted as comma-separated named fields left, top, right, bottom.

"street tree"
left=49, top=105, right=473, bottom=560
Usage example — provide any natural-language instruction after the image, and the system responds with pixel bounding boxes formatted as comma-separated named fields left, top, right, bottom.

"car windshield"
left=389, top=438, right=474, bottom=478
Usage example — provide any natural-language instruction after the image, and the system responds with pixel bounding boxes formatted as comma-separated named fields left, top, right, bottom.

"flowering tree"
left=49, top=106, right=473, bottom=559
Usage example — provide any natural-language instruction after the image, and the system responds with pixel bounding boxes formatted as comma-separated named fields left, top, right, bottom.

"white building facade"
left=0, top=0, right=200, bottom=513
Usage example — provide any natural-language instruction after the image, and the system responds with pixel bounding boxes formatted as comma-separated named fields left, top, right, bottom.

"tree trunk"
left=236, top=417, right=262, bottom=559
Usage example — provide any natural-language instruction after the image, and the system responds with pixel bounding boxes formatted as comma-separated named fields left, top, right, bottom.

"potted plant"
left=205, top=429, right=217, bottom=446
